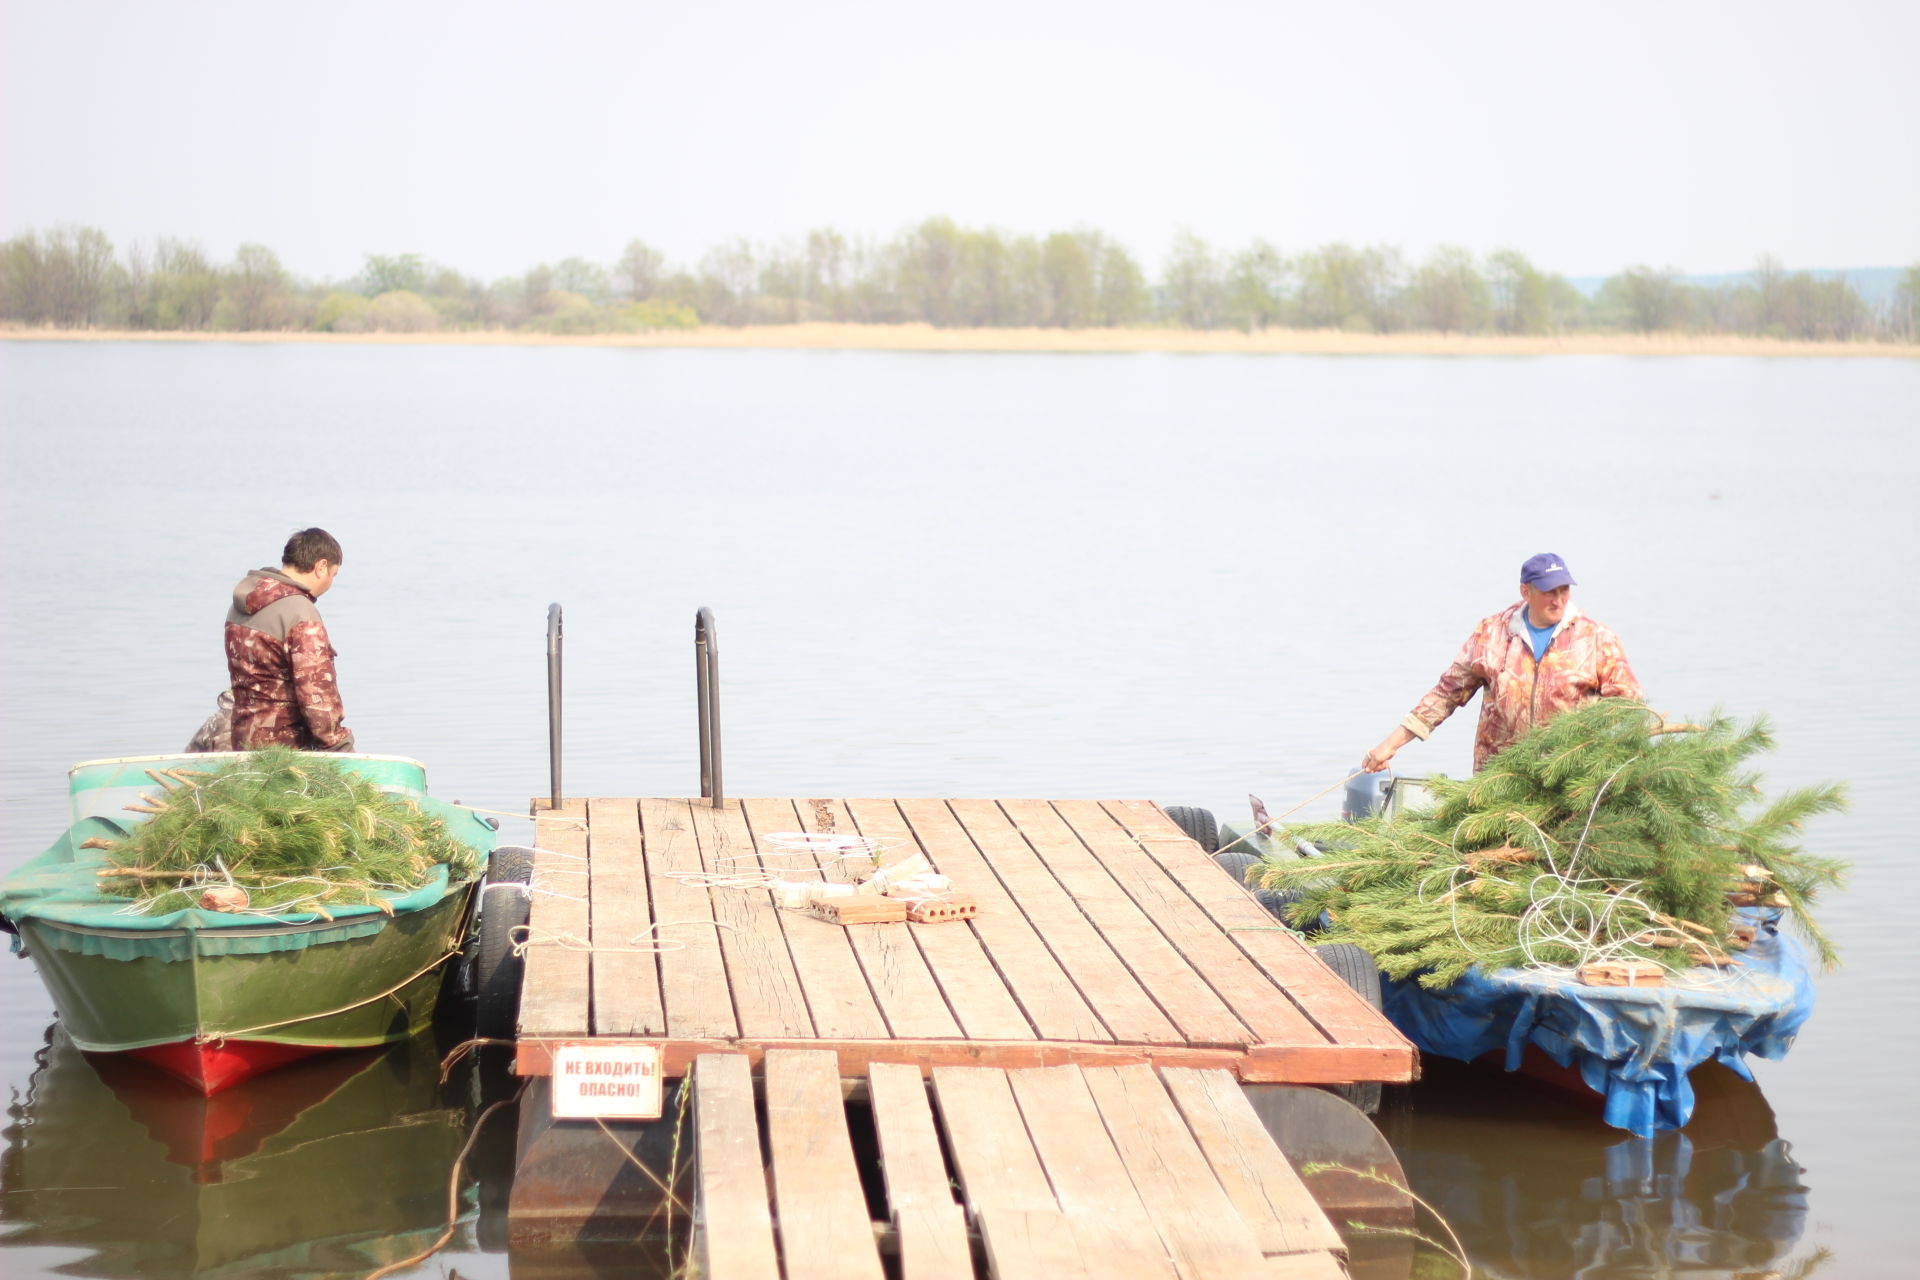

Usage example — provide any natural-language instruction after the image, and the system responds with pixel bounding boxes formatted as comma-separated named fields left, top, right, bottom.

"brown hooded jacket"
left=224, top=567, right=354, bottom=751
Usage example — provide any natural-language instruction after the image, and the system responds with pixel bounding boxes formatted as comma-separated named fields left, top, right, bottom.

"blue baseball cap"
left=1520, top=553, right=1576, bottom=590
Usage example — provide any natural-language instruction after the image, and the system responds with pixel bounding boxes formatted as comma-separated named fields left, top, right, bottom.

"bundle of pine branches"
left=97, top=747, right=481, bottom=916
left=1260, top=701, right=1847, bottom=988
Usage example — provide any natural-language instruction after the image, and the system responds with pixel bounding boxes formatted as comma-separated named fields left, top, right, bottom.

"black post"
left=546, top=603, right=563, bottom=810
left=695, top=607, right=722, bottom=806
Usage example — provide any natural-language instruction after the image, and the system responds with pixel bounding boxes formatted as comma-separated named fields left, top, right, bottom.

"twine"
left=509, top=919, right=736, bottom=958
left=197, top=944, right=461, bottom=1043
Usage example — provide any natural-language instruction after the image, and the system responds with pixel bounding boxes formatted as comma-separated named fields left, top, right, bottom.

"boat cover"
left=0, top=807, right=483, bottom=962
left=1381, top=909, right=1815, bottom=1134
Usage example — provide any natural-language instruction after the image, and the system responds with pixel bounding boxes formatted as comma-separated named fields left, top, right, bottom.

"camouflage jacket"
left=1401, top=601, right=1642, bottom=770
left=224, top=568, right=354, bottom=752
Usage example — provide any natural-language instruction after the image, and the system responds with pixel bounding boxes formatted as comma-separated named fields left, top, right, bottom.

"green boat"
left=0, top=1025, right=472, bottom=1276
left=0, top=752, right=494, bottom=1094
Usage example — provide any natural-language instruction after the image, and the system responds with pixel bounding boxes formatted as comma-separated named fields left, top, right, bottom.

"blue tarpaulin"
left=1382, top=909, right=1815, bottom=1134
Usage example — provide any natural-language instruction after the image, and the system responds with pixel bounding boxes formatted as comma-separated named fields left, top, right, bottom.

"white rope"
left=508, top=919, right=736, bottom=957
left=1215, top=769, right=1365, bottom=858
left=759, top=831, right=898, bottom=866
left=453, top=802, right=588, bottom=828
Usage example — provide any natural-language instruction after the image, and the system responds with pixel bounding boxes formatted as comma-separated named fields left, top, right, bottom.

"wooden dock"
left=693, top=1049, right=1350, bottom=1280
left=504, top=796, right=1416, bottom=1266
left=514, top=797, right=1414, bottom=1085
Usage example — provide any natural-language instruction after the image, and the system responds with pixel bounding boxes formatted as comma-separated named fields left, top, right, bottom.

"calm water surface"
left=2, top=342, right=1915, bottom=1278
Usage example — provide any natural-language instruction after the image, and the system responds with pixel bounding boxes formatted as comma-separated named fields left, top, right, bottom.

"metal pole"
left=546, top=603, right=563, bottom=810
left=695, top=607, right=721, bottom=806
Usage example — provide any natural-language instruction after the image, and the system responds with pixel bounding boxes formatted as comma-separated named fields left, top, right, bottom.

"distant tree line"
left=3, top=219, right=1916, bottom=341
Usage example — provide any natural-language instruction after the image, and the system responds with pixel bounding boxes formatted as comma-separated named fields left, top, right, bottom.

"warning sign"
left=550, top=1042, right=664, bottom=1120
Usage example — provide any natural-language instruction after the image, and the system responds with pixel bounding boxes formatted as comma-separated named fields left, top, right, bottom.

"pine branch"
left=1267, top=701, right=1850, bottom=983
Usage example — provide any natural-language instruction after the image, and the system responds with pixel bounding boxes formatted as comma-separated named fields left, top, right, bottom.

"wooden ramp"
left=693, top=1050, right=1349, bottom=1280
left=515, top=797, right=1413, bottom=1086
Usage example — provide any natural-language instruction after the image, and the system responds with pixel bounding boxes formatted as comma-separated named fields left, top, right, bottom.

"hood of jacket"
left=1502, top=599, right=1585, bottom=645
left=232, top=567, right=312, bottom=616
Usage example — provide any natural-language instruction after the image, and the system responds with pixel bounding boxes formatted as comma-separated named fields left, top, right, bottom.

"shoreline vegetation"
left=6, top=218, right=1917, bottom=349
left=6, top=323, right=1917, bottom=357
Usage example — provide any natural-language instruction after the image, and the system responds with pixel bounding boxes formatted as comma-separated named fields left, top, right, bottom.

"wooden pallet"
left=691, top=1050, right=1348, bottom=1280
left=517, top=797, right=1414, bottom=1085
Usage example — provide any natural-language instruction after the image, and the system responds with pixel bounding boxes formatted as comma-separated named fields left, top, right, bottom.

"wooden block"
left=1578, top=961, right=1665, bottom=987
left=811, top=896, right=909, bottom=925
left=906, top=894, right=978, bottom=924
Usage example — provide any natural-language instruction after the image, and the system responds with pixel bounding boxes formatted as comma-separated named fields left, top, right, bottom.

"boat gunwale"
left=18, top=882, right=477, bottom=943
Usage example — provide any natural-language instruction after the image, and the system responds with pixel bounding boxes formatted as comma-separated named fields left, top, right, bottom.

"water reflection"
left=1386, top=1058, right=1816, bottom=1279
left=1, top=1026, right=472, bottom=1278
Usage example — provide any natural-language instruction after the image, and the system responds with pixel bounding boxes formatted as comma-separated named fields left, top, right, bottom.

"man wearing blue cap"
left=1362, top=553, right=1643, bottom=773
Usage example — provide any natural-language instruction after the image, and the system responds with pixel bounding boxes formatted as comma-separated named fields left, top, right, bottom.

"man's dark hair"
left=283, top=528, right=343, bottom=572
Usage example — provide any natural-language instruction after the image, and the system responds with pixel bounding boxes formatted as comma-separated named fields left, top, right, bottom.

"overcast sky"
left=3, top=0, right=1914, bottom=283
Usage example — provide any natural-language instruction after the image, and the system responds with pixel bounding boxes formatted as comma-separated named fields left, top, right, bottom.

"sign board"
left=549, top=1042, right=664, bottom=1120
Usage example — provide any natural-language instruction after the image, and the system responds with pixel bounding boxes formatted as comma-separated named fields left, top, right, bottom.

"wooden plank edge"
left=515, top=1036, right=1414, bottom=1082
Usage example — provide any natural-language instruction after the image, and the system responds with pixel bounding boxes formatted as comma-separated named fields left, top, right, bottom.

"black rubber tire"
left=472, top=847, right=535, bottom=1040
left=1164, top=805, right=1219, bottom=854
left=473, top=885, right=530, bottom=1040
left=488, top=844, right=535, bottom=887
left=1263, top=886, right=1321, bottom=933
left=1215, top=850, right=1321, bottom=930
left=1213, top=849, right=1261, bottom=886
left=1314, top=942, right=1385, bottom=1114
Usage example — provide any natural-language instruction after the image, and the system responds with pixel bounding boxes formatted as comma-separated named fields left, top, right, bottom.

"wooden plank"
left=897, top=1205, right=973, bottom=1280
left=978, top=1209, right=1095, bottom=1279
left=867, top=1063, right=960, bottom=1213
left=845, top=799, right=1035, bottom=1041
left=587, top=798, right=666, bottom=1036
left=1102, top=800, right=1411, bottom=1053
left=948, top=799, right=1182, bottom=1046
left=764, top=1049, right=887, bottom=1280
left=1005, top=1066, right=1179, bottom=1278
left=868, top=1062, right=973, bottom=1280
left=928, top=1066, right=1056, bottom=1217
left=1159, top=1068, right=1344, bottom=1259
left=738, top=798, right=891, bottom=1041
left=1261, top=1253, right=1349, bottom=1280
left=1081, top=1065, right=1269, bottom=1280
left=692, top=1053, right=780, bottom=1280
left=791, top=800, right=963, bottom=1040
left=637, top=798, right=739, bottom=1039
left=686, top=800, right=813, bottom=1039
left=516, top=1034, right=1403, bottom=1083
left=518, top=798, right=592, bottom=1038
left=1047, top=800, right=1330, bottom=1050
left=998, top=799, right=1254, bottom=1048
left=898, top=799, right=1110, bottom=1043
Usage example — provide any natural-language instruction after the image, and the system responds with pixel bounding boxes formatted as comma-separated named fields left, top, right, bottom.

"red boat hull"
left=125, top=1039, right=335, bottom=1095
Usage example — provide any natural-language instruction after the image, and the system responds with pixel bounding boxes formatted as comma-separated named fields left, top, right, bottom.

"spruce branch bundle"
left=1261, top=701, right=1847, bottom=987
left=99, top=747, right=482, bottom=915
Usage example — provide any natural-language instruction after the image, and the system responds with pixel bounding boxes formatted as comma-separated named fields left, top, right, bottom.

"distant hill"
left=1568, top=266, right=1905, bottom=306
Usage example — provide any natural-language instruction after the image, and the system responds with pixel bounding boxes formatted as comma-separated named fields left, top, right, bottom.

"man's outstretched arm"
left=1361, top=628, right=1489, bottom=771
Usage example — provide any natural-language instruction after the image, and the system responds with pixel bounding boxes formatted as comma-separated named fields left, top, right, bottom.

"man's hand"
left=1361, top=726, right=1415, bottom=773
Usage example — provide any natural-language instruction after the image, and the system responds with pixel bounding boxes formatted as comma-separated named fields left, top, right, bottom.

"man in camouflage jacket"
left=1363, top=553, right=1642, bottom=773
left=224, top=528, right=355, bottom=752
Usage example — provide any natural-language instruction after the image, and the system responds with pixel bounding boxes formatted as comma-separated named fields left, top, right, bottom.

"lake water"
left=1, top=341, right=1915, bottom=1278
